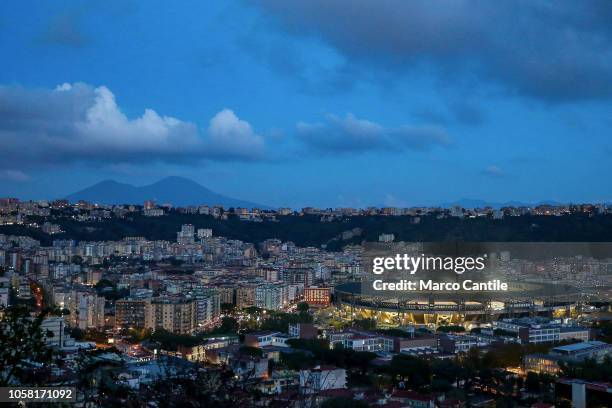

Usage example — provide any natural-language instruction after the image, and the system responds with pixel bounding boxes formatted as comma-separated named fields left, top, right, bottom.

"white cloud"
left=76, top=85, right=201, bottom=153
left=55, top=83, right=73, bottom=91
left=0, top=83, right=265, bottom=169
left=207, top=109, right=265, bottom=158
left=296, top=113, right=450, bottom=153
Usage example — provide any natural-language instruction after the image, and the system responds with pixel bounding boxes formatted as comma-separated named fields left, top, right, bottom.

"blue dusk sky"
left=0, top=0, right=611, bottom=207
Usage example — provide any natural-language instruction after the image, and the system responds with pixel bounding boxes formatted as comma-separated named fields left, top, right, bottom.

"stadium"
left=333, top=280, right=586, bottom=328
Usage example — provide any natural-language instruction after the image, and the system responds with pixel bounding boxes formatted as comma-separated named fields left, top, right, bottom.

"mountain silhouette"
left=65, top=176, right=271, bottom=208
left=441, top=198, right=564, bottom=209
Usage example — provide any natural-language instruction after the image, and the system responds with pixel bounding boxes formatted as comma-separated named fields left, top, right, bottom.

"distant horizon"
left=2, top=175, right=609, bottom=210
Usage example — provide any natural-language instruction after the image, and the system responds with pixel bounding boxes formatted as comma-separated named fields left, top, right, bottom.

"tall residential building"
left=177, top=224, right=195, bottom=245
left=255, top=284, right=288, bottom=311
left=146, top=296, right=197, bottom=334
left=236, top=285, right=256, bottom=309
left=77, top=292, right=106, bottom=330
left=216, top=285, right=235, bottom=305
left=115, top=298, right=150, bottom=330
left=193, top=288, right=220, bottom=327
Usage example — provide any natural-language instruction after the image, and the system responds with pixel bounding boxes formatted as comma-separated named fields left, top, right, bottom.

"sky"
left=0, top=0, right=611, bottom=208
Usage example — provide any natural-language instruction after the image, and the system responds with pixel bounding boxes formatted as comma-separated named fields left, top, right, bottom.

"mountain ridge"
left=65, top=176, right=271, bottom=209
left=440, top=198, right=565, bottom=209
left=65, top=180, right=590, bottom=209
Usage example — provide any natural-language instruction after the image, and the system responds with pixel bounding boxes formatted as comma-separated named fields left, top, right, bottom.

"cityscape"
left=2, top=1, right=612, bottom=407
left=0, top=197, right=611, bottom=407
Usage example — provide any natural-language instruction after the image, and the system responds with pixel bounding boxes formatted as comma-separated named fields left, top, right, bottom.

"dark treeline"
left=4, top=213, right=612, bottom=248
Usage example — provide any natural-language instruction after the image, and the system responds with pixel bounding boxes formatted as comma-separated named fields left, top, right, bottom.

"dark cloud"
left=0, top=83, right=266, bottom=170
left=296, top=113, right=450, bottom=154
left=255, top=0, right=612, bottom=102
left=39, top=1, right=137, bottom=48
left=449, top=101, right=486, bottom=126
left=413, top=101, right=486, bottom=127
left=41, top=9, right=90, bottom=47
left=236, top=27, right=366, bottom=95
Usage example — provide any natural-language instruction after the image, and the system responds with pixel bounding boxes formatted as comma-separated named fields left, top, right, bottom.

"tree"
left=280, top=351, right=313, bottom=370
left=464, top=347, right=481, bottom=372
left=239, top=346, right=263, bottom=358
left=559, top=355, right=612, bottom=382
left=70, top=326, right=85, bottom=340
left=593, top=320, right=612, bottom=343
left=94, top=279, right=115, bottom=291
left=149, top=329, right=202, bottom=350
left=243, top=306, right=262, bottom=315
left=432, top=358, right=463, bottom=388
left=352, top=318, right=376, bottom=331
left=346, top=350, right=377, bottom=376
left=125, top=327, right=151, bottom=343
left=525, top=371, right=540, bottom=393
left=387, top=354, right=432, bottom=389
left=297, top=302, right=309, bottom=312
left=556, top=398, right=572, bottom=408
left=257, top=310, right=312, bottom=332
left=73, top=348, right=128, bottom=406
left=0, top=306, right=56, bottom=386
left=221, top=303, right=235, bottom=314
left=213, top=316, right=239, bottom=334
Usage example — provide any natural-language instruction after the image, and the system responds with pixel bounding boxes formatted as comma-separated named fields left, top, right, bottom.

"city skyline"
left=2, top=2, right=612, bottom=407
left=1, top=197, right=610, bottom=407
left=1, top=1, right=612, bottom=207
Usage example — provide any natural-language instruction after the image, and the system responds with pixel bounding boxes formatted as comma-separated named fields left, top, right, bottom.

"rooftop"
left=552, top=340, right=608, bottom=353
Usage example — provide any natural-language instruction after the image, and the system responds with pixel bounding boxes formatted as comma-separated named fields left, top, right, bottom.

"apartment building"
left=303, top=286, right=331, bottom=307
left=146, top=296, right=197, bottom=334
left=115, top=298, right=150, bottom=329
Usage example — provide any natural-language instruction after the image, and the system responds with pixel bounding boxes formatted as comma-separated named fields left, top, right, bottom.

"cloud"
left=482, top=165, right=505, bottom=177
left=207, top=109, right=265, bottom=159
left=41, top=9, right=90, bottom=47
left=255, top=0, right=612, bottom=102
left=413, top=101, right=486, bottom=127
left=0, top=170, right=31, bottom=182
left=296, top=113, right=450, bottom=154
left=449, top=101, right=486, bottom=126
left=236, top=25, right=366, bottom=95
left=39, top=1, right=135, bottom=48
left=0, top=83, right=266, bottom=171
